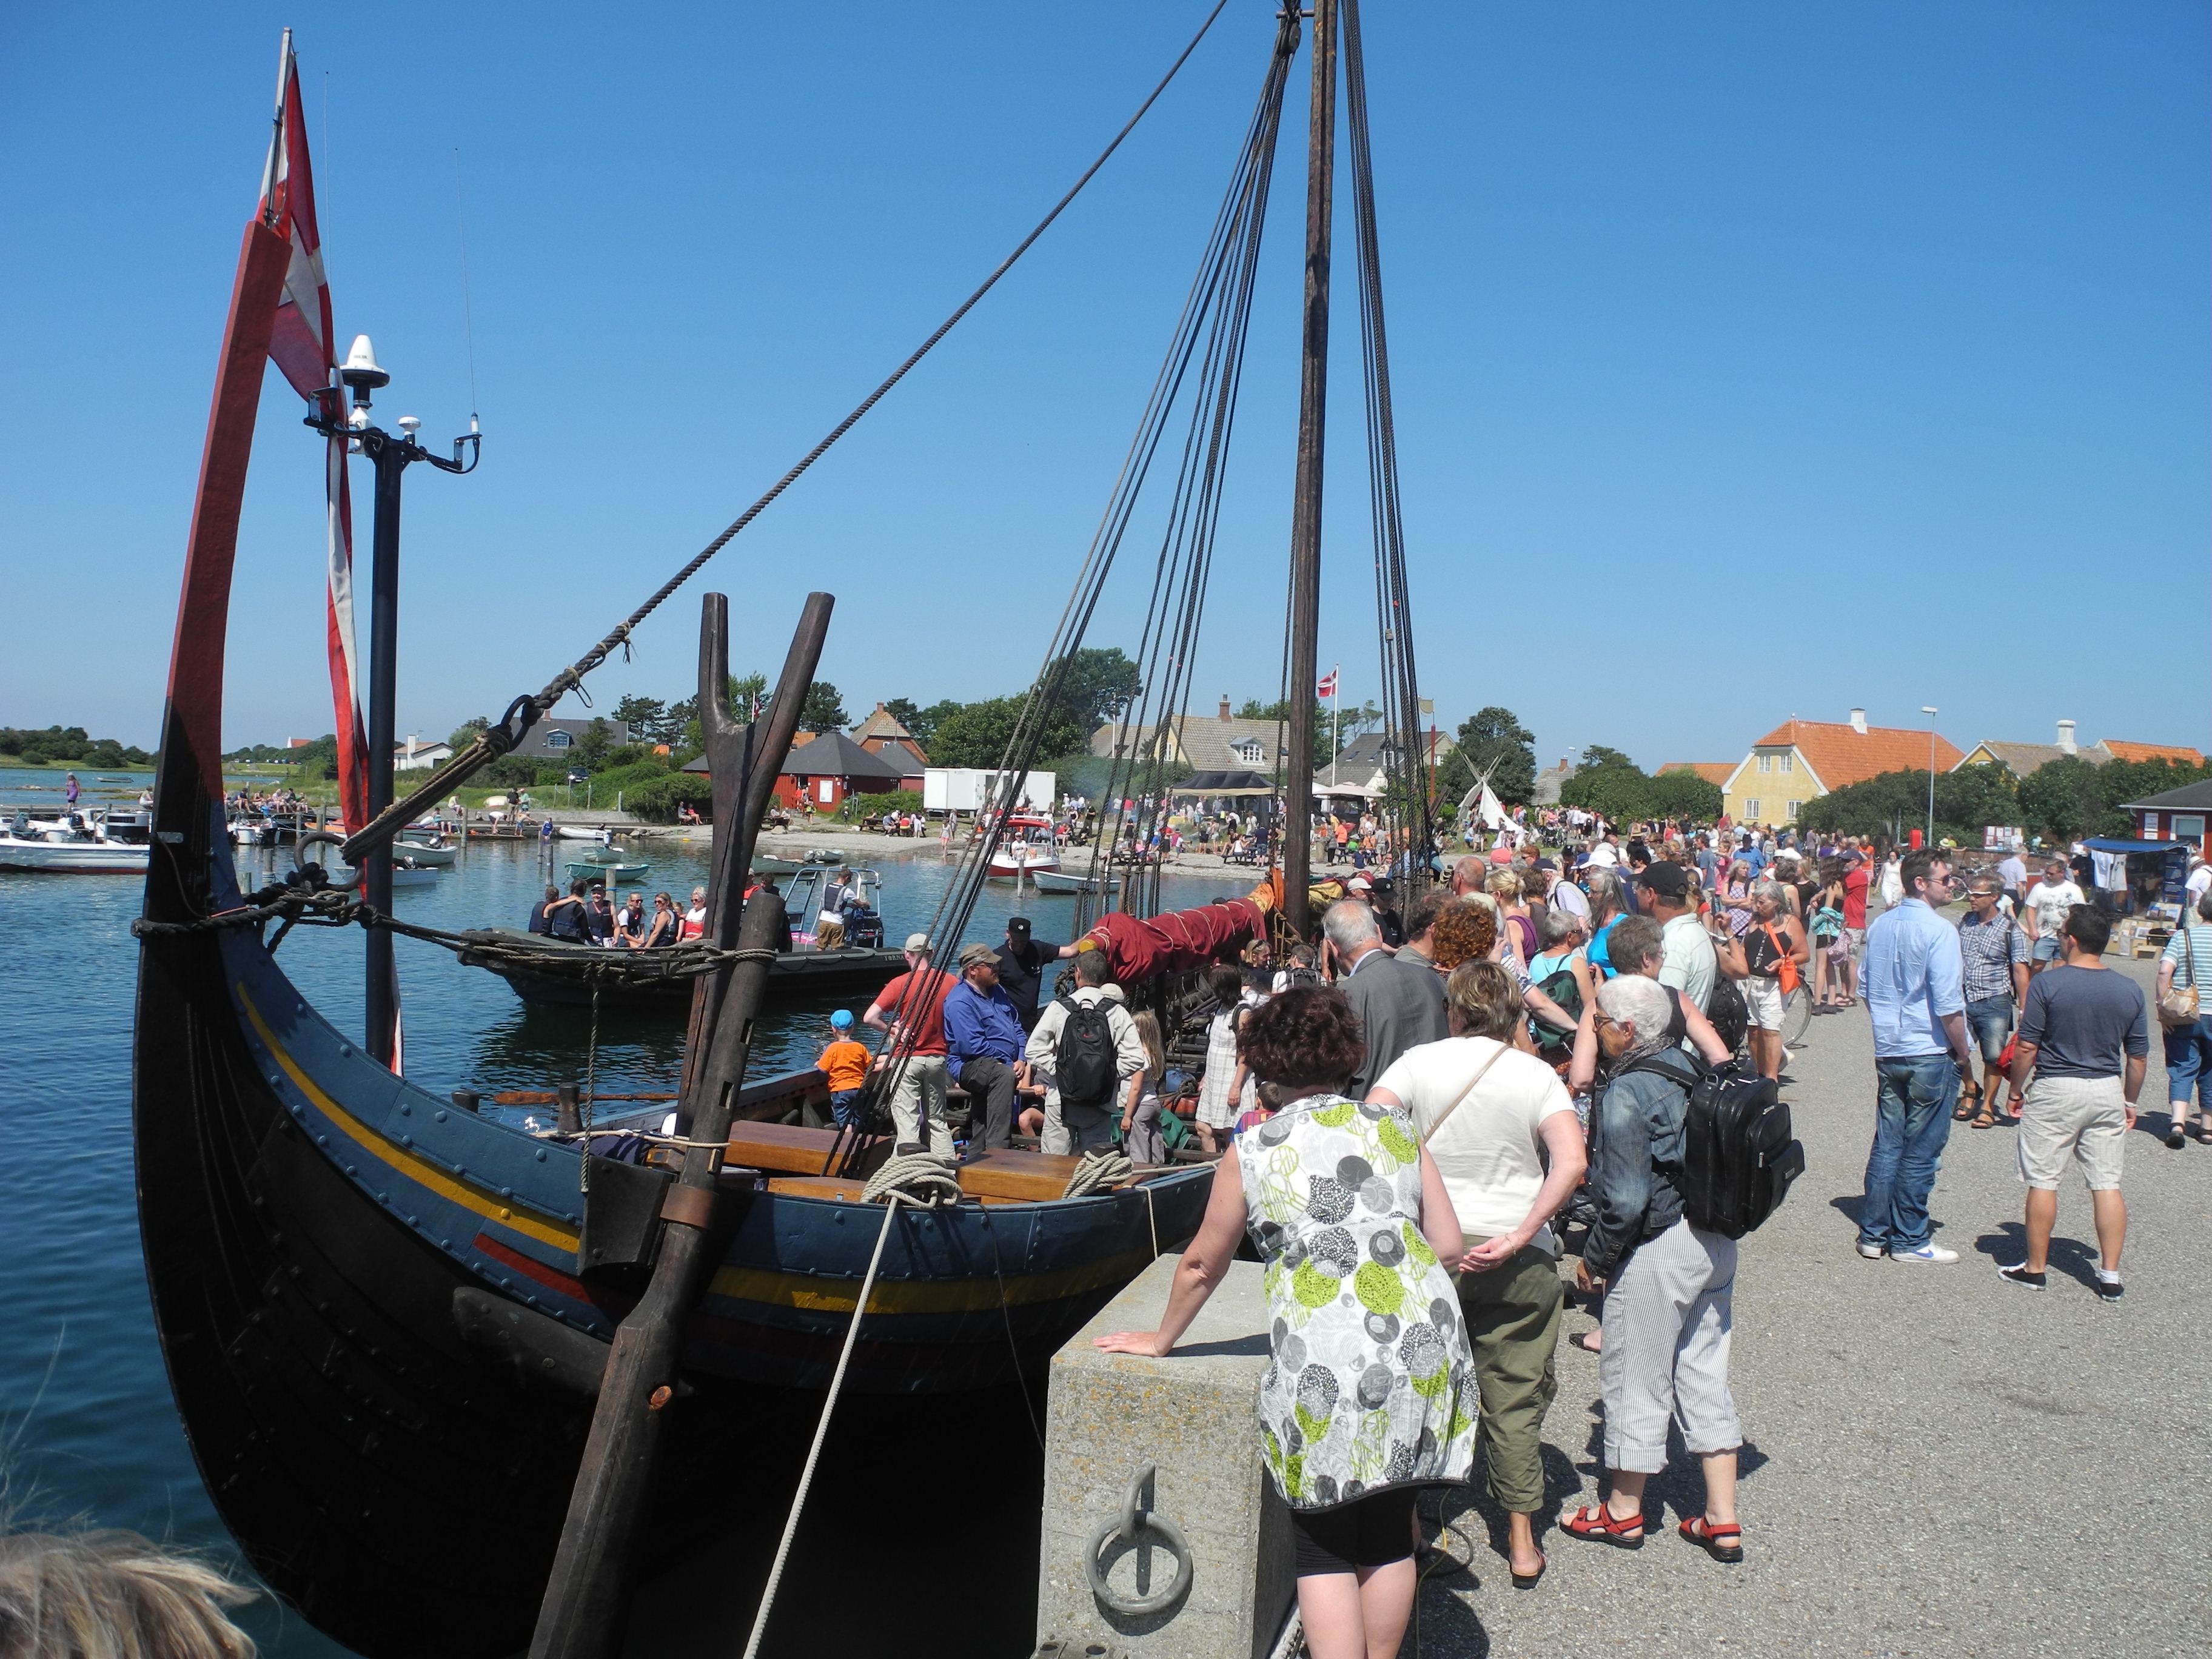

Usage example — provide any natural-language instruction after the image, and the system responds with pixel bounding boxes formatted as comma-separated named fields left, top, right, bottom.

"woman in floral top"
left=1096, top=987, right=1476, bottom=1659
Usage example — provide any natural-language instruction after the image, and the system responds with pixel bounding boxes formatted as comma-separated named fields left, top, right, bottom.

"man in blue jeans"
left=1858, top=848, right=1977, bottom=1263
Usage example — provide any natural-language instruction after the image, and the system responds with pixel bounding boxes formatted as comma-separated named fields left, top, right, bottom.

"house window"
left=818, top=779, right=834, bottom=805
left=1779, top=754, right=1793, bottom=774
left=1744, top=799, right=1760, bottom=819
left=2175, top=815, right=2205, bottom=842
left=1756, top=755, right=1771, bottom=774
left=1786, top=800, right=1801, bottom=822
left=546, top=730, right=572, bottom=749
left=1231, top=740, right=1262, bottom=763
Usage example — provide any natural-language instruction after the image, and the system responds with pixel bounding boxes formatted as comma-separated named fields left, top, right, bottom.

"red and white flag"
left=1316, top=666, right=1339, bottom=699
left=258, top=30, right=368, bottom=843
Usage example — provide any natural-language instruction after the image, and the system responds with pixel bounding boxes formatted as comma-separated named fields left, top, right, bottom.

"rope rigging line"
left=337, top=0, right=1238, bottom=863
left=1340, top=0, right=1433, bottom=885
left=829, top=15, right=1301, bottom=1161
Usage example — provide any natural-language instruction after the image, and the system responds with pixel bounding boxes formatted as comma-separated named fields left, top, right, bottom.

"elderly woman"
left=1096, top=987, right=1476, bottom=1659
left=1367, top=960, right=1586, bottom=1589
left=1738, top=880, right=1809, bottom=1083
left=1564, top=975, right=1744, bottom=1563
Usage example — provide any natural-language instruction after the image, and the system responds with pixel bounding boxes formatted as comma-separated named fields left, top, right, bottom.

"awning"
left=2082, top=837, right=2185, bottom=854
left=1171, top=768, right=1277, bottom=797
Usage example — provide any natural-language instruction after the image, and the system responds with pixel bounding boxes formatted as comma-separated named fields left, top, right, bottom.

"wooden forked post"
left=526, top=589, right=833, bottom=1659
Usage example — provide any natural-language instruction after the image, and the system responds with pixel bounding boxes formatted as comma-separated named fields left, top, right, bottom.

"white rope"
left=740, top=1156, right=961, bottom=1659
left=1062, top=1148, right=1135, bottom=1198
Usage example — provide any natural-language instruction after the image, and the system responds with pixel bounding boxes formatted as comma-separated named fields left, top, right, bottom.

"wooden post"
left=1282, top=0, right=1336, bottom=940
left=526, top=591, right=833, bottom=1659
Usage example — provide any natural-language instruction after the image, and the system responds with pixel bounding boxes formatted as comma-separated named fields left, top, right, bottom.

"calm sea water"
left=1, top=766, right=1222, bottom=1655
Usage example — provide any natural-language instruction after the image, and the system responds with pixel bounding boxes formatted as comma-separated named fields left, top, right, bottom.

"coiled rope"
left=740, top=1153, right=961, bottom=1659
left=1062, top=1148, right=1136, bottom=1198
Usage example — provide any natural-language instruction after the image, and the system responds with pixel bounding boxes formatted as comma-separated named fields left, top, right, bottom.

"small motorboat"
left=394, top=830, right=457, bottom=865
left=987, top=814, right=1062, bottom=881
left=783, top=863, right=888, bottom=951
left=229, top=817, right=270, bottom=845
left=1029, top=866, right=1118, bottom=896
left=0, top=810, right=152, bottom=874
left=555, top=824, right=628, bottom=842
left=565, top=859, right=649, bottom=883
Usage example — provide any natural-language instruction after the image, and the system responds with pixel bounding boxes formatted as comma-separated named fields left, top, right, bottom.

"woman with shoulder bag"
left=2155, top=891, right=2212, bottom=1148
left=1366, top=960, right=1587, bottom=1590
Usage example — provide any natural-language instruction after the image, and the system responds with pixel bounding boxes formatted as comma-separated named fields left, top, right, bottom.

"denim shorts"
left=1965, top=996, right=2014, bottom=1062
left=2031, top=936, right=2063, bottom=963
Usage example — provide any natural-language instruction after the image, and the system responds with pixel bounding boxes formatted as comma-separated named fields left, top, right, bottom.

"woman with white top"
left=2156, top=890, right=2212, bottom=1148
left=1366, top=959, right=1588, bottom=1590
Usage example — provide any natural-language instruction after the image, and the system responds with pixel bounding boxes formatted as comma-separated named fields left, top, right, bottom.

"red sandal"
left=1561, top=1503, right=1644, bottom=1549
left=1678, top=1514, right=1743, bottom=1563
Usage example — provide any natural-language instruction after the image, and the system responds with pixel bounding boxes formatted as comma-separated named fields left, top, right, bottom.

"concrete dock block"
left=1036, top=1253, right=1293, bottom=1659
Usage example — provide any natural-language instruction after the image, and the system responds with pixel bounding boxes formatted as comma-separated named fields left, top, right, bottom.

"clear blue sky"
left=3, top=3, right=2204, bottom=770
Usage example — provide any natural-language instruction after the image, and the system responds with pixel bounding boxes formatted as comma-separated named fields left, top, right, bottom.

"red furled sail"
left=257, top=28, right=368, bottom=838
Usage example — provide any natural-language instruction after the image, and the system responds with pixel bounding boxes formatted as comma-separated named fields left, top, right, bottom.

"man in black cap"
left=1640, top=859, right=1718, bottom=1013
left=995, top=916, right=1064, bottom=1034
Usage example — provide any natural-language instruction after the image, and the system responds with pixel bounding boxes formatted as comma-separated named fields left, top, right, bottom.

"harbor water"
left=2, top=766, right=1228, bottom=1655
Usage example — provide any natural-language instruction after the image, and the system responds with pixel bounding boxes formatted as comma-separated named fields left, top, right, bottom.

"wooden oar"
left=526, top=590, right=833, bottom=1659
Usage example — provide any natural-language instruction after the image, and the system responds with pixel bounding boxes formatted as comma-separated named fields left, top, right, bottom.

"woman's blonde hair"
left=1484, top=868, right=1523, bottom=900
left=1444, top=959, right=1523, bottom=1042
left=0, top=1531, right=258, bottom=1658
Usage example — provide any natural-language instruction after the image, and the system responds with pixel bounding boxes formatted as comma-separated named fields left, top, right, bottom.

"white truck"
left=923, top=767, right=1056, bottom=818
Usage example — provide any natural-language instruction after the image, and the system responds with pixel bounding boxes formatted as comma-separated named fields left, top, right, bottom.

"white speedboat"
left=0, top=813, right=152, bottom=874
left=394, top=834, right=457, bottom=866
left=1030, top=866, right=1118, bottom=895
left=987, top=814, right=1062, bottom=881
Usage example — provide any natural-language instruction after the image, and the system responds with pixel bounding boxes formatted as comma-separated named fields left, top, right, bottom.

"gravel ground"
left=1413, top=934, right=2208, bottom=1659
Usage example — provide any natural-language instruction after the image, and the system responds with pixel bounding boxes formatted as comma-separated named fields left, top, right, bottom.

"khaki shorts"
left=1741, top=976, right=1785, bottom=1032
left=2017, top=1074, right=2127, bottom=1191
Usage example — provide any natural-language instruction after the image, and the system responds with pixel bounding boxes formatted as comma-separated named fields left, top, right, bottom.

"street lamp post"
left=1921, top=705, right=1939, bottom=848
left=307, top=335, right=480, bottom=1068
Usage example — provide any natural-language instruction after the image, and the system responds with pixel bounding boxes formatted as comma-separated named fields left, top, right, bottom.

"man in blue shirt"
left=943, top=941, right=1029, bottom=1149
left=1857, top=848, right=1976, bottom=1263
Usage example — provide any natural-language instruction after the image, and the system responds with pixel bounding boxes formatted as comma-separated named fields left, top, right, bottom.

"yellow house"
left=1721, top=709, right=1962, bottom=826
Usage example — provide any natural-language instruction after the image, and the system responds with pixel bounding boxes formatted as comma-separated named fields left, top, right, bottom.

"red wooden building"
left=683, top=728, right=905, bottom=811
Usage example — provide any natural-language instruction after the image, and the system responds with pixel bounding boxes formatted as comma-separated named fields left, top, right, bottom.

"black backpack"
left=1620, top=1054, right=1804, bottom=1240
left=1704, top=974, right=1749, bottom=1058
left=1056, top=1000, right=1119, bottom=1111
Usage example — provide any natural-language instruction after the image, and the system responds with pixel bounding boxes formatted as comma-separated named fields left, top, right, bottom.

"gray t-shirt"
left=2017, top=965, right=2147, bottom=1080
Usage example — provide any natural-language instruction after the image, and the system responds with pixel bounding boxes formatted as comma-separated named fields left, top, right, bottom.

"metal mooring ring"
left=1084, top=1464, right=1193, bottom=1619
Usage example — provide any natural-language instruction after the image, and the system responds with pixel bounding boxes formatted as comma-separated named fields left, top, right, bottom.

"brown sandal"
left=1970, top=1107, right=1996, bottom=1129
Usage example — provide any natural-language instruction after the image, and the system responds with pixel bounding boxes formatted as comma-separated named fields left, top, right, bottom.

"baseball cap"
left=1641, top=861, right=1689, bottom=899
left=830, top=1009, right=853, bottom=1030
left=903, top=931, right=931, bottom=953
left=1488, top=846, right=1513, bottom=864
left=957, top=942, right=999, bottom=970
left=1007, top=916, right=1031, bottom=940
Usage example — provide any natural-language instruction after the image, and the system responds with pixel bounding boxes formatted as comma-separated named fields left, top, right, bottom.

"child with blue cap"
left=816, top=1009, right=871, bottom=1128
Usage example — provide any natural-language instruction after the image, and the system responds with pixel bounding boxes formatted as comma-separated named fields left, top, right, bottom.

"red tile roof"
left=1660, top=762, right=1734, bottom=786
left=1751, top=720, right=1962, bottom=794
left=2102, top=739, right=2202, bottom=766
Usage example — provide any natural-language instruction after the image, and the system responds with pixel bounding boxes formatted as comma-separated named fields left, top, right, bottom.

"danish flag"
left=1316, top=667, right=1339, bottom=699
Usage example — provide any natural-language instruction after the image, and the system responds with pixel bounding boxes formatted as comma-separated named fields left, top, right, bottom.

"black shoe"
left=2166, top=1124, right=2188, bottom=1150
left=1997, top=1262, right=2046, bottom=1292
left=2093, top=1277, right=2124, bottom=1302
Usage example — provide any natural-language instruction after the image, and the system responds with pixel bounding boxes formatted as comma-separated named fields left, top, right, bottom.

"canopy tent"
left=2082, top=837, right=2185, bottom=854
left=1312, top=779, right=1380, bottom=801
left=1171, top=769, right=1277, bottom=797
left=2080, top=837, right=2188, bottom=911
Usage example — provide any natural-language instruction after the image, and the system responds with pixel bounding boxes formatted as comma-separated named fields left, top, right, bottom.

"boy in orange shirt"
left=817, top=1010, right=872, bottom=1128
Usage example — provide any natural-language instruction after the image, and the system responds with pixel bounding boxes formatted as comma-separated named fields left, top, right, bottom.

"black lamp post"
left=308, top=335, right=479, bottom=1067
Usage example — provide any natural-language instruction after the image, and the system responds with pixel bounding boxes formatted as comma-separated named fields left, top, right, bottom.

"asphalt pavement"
left=1413, top=934, right=2208, bottom=1659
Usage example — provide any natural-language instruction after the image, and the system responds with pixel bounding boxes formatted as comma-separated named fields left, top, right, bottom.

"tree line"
left=2, top=725, right=154, bottom=769
left=1800, top=754, right=2212, bottom=845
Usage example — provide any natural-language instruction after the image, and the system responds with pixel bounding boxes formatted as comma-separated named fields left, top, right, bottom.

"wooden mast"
left=1282, top=0, right=1337, bottom=939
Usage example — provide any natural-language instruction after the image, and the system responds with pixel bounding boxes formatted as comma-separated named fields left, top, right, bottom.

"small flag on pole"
left=1316, top=667, right=1339, bottom=699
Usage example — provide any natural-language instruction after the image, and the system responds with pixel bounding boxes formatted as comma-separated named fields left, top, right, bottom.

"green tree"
left=1052, top=646, right=1144, bottom=732
left=1235, top=696, right=1290, bottom=721
left=1435, top=706, right=1536, bottom=806
left=910, top=700, right=964, bottom=748
left=1647, top=769, right=1724, bottom=822
left=2014, top=755, right=2105, bottom=843
left=611, top=695, right=669, bottom=746
left=730, top=672, right=769, bottom=719
left=883, top=697, right=922, bottom=735
left=447, top=714, right=491, bottom=751
left=1559, top=747, right=1654, bottom=822
left=928, top=696, right=1026, bottom=768
left=577, top=717, right=614, bottom=768
left=799, top=680, right=849, bottom=732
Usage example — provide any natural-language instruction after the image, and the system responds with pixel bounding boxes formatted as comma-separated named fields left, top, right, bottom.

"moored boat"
left=985, top=814, right=1061, bottom=880
left=1029, top=865, right=1118, bottom=895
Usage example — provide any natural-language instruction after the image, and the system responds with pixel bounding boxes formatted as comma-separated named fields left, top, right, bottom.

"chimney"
left=1848, top=708, right=1868, bottom=736
left=2056, top=719, right=2077, bottom=756
left=1219, top=696, right=1232, bottom=722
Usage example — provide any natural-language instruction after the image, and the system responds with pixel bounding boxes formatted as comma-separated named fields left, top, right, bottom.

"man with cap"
left=942, top=942, right=1030, bottom=1150
left=863, top=934, right=956, bottom=1153
left=1640, top=860, right=1717, bottom=1014
left=995, top=916, right=1064, bottom=1034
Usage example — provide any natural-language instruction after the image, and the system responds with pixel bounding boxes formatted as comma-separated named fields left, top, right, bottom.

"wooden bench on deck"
left=721, top=1120, right=1170, bottom=1206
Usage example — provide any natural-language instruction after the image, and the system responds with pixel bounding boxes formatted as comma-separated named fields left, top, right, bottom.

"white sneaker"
left=1855, top=1242, right=1886, bottom=1259
left=1891, top=1242, right=1959, bottom=1264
